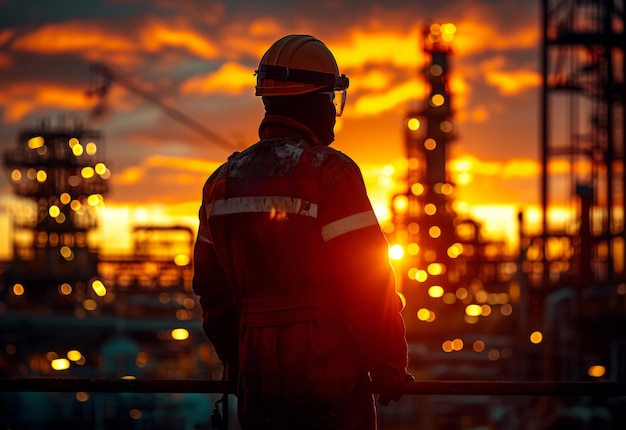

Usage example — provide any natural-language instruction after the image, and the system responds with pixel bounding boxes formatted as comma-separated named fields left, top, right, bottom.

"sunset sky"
left=0, top=0, right=543, bottom=256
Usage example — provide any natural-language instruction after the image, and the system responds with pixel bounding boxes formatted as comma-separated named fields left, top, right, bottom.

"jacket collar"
left=258, top=115, right=324, bottom=146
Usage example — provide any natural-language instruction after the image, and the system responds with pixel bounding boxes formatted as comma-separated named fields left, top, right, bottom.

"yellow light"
left=95, top=162, right=107, bottom=175
left=60, top=246, right=73, bottom=259
left=407, top=243, right=419, bottom=255
left=68, top=137, right=79, bottom=148
left=447, top=243, right=464, bottom=258
left=428, top=285, right=444, bottom=298
left=417, top=308, right=431, bottom=321
left=451, top=338, right=463, bottom=351
left=424, top=203, right=437, bottom=215
left=59, top=283, right=72, bottom=295
left=430, top=23, right=441, bottom=35
left=91, top=280, right=107, bottom=297
left=588, top=365, right=606, bottom=378
left=28, top=136, right=44, bottom=149
left=174, top=254, right=190, bottom=266
left=429, top=64, right=443, bottom=76
left=416, top=270, right=428, bottom=282
left=442, top=340, right=453, bottom=353
left=70, top=200, right=82, bottom=211
left=473, top=340, right=485, bottom=352
left=12, top=284, right=25, bottom=296
left=183, top=298, right=195, bottom=310
left=36, top=170, right=47, bottom=182
left=171, top=328, right=190, bottom=340
left=389, top=244, right=404, bottom=260
left=392, top=195, right=408, bottom=213
left=431, top=94, right=445, bottom=107
left=427, top=263, right=445, bottom=275
left=49, top=205, right=60, bottom=218
left=86, top=142, right=97, bottom=155
left=411, top=183, right=424, bottom=195
left=465, top=304, right=482, bottom=316
left=72, top=144, right=84, bottom=156
left=501, top=303, right=513, bottom=316
left=10, top=169, right=22, bottom=181
left=67, top=350, right=82, bottom=361
left=407, top=117, right=420, bottom=131
left=81, top=167, right=95, bottom=178
left=60, top=193, right=71, bottom=204
left=441, top=183, right=453, bottom=195
left=51, top=358, right=70, bottom=371
left=442, top=23, right=457, bottom=34
left=428, top=226, right=441, bottom=238
left=481, top=304, right=492, bottom=316
left=87, top=194, right=102, bottom=206
left=424, top=138, right=436, bottom=150
left=83, top=299, right=97, bottom=311
left=530, top=331, right=543, bottom=344
left=456, top=287, right=468, bottom=300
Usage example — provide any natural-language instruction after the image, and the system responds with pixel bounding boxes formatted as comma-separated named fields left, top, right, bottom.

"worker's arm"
left=320, top=158, right=411, bottom=388
left=192, top=201, right=239, bottom=381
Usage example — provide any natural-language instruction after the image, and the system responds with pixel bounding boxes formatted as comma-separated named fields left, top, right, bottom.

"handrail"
left=2, top=378, right=625, bottom=396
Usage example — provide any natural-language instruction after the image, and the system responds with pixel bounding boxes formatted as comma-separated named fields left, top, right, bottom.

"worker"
left=193, top=34, right=413, bottom=429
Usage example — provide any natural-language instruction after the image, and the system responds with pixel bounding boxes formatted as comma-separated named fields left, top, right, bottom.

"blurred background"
left=1, top=0, right=625, bottom=428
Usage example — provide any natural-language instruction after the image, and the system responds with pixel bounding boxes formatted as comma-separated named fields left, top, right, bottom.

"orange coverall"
left=193, top=114, right=410, bottom=429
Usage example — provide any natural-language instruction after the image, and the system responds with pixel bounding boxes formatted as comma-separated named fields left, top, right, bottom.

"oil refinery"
left=2, top=0, right=626, bottom=429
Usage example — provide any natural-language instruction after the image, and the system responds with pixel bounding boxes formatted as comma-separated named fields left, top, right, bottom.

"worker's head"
left=255, top=35, right=349, bottom=145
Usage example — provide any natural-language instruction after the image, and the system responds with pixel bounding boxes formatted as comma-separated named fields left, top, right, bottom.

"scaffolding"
left=532, top=0, right=626, bottom=288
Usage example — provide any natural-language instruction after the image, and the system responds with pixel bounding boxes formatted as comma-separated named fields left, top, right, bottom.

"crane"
left=87, top=62, right=240, bottom=152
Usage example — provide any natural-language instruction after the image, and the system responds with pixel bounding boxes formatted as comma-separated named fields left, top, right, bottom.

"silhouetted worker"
left=193, top=34, right=413, bottom=429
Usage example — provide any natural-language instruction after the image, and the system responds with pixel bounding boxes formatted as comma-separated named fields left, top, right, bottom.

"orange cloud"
left=450, top=154, right=540, bottom=179
left=0, top=29, right=14, bottom=46
left=11, top=20, right=135, bottom=54
left=332, top=28, right=423, bottom=69
left=140, top=18, right=218, bottom=59
left=352, top=80, right=424, bottom=117
left=479, top=55, right=541, bottom=95
left=113, top=155, right=222, bottom=187
left=180, top=62, right=253, bottom=95
left=453, top=18, right=539, bottom=57
left=248, top=17, right=284, bottom=37
left=0, top=83, right=94, bottom=122
left=486, top=70, right=542, bottom=95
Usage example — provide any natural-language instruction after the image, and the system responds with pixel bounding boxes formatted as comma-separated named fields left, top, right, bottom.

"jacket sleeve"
left=320, top=158, right=410, bottom=386
left=193, top=201, right=239, bottom=380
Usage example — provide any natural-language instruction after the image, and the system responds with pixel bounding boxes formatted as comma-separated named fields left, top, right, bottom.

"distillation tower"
left=390, top=24, right=518, bottom=381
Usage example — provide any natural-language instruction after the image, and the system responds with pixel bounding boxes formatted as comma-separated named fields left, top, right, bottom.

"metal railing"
left=2, top=378, right=625, bottom=429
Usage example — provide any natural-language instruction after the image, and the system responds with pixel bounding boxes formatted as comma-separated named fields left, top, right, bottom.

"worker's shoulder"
left=306, top=143, right=358, bottom=169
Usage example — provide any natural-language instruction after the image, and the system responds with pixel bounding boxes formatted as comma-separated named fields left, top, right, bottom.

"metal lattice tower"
left=391, top=23, right=463, bottom=340
left=530, top=0, right=626, bottom=288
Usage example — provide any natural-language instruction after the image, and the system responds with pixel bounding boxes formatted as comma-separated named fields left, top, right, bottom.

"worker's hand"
left=377, top=373, right=414, bottom=406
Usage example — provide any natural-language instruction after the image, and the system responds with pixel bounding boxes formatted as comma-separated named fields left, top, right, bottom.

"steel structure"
left=532, top=0, right=626, bottom=287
